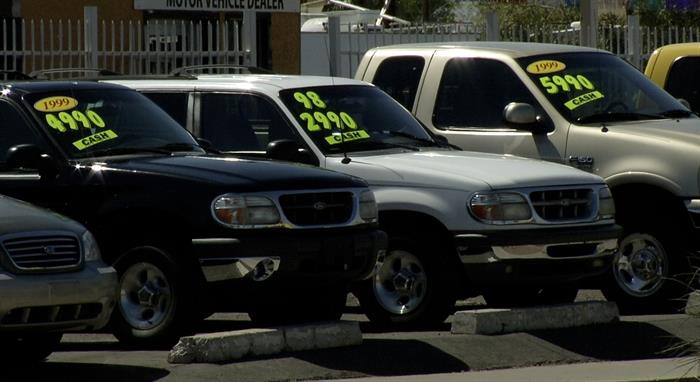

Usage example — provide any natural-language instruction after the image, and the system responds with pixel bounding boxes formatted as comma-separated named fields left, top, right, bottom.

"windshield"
left=23, top=88, right=203, bottom=158
left=279, top=85, right=439, bottom=154
left=517, top=52, right=695, bottom=123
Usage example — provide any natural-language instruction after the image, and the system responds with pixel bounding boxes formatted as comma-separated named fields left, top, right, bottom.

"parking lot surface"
left=7, top=291, right=700, bottom=382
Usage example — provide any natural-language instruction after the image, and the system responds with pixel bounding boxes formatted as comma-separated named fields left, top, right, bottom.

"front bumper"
left=455, top=224, right=621, bottom=285
left=193, top=228, right=387, bottom=285
left=0, top=262, right=118, bottom=334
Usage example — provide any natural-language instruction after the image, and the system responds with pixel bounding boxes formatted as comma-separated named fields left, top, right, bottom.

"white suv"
left=106, top=75, right=620, bottom=328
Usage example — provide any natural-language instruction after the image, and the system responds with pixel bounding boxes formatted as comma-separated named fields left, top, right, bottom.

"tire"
left=0, top=333, right=62, bottom=363
left=601, top=230, right=690, bottom=314
left=110, top=246, right=197, bottom=347
left=483, top=286, right=578, bottom=308
left=248, top=287, right=347, bottom=325
left=352, top=235, right=458, bottom=329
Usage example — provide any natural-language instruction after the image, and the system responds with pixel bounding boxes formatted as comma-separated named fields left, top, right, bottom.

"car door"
left=0, top=99, right=63, bottom=210
left=413, top=50, right=566, bottom=162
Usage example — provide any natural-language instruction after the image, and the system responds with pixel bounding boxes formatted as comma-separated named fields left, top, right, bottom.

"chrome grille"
left=529, top=189, right=593, bottom=221
left=279, top=192, right=353, bottom=226
left=2, top=234, right=81, bottom=270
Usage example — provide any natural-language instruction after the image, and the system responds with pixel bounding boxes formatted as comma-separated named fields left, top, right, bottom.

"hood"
left=0, top=195, right=85, bottom=234
left=100, top=154, right=366, bottom=190
left=601, top=118, right=700, bottom=145
left=329, top=150, right=604, bottom=190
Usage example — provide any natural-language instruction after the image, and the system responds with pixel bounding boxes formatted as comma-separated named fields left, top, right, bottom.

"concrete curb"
left=451, top=301, right=619, bottom=335
left=685, top=290, right=700, bottom=316
left=168, top=320, right=362, bottom=364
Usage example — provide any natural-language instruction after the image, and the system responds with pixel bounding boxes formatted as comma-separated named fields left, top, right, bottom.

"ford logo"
left=560, top=199, right=571, bottom=207
left=313, top=202, right=328, bottom=211
left=43, top=246, right=57, bottom=255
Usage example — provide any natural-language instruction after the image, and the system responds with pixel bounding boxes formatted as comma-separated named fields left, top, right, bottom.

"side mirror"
left=7, top=144, right=42, bottom=169
left=503, top=102, right=551, bottom=134
left=266, top=139, right=317, bottom=165
left=6, top=144, right=59, bottom=179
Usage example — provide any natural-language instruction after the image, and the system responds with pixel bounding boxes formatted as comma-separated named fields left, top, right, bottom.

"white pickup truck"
left=355, top=41, right=699, bottom=313
left=107, top=74, right=620, bottom=328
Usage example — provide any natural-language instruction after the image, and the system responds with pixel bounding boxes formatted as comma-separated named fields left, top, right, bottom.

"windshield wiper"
left=152, top=142, right=206, bottom=153
left=336, top=139, right=420, bottom=152
left=381, top=131, right=440, bottom=147
left=660, top=109, right=694, bottom=118
left=577, top=112, right=666, bottom=124
left=87, top=146, right=173, bottom=158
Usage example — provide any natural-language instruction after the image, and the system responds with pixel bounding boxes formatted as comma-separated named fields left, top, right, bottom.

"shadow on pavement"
left=5, top=362, right=168, bottom=382
left=529, top=321, right=695, bottom=360
left=293, top=338, right=469, bottom=376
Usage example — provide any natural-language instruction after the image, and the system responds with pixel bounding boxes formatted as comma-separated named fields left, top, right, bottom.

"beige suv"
left=356, top=42, right=700, bottom=313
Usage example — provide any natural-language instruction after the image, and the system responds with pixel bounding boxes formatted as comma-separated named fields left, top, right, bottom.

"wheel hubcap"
left=373, top=250, right=427, bottom=315
left=119, top=262, right=173, bottom=330
left=613, top=233, right=667, bottom=297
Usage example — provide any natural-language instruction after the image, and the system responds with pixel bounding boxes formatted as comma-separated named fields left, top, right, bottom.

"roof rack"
left=0, top=70, right=33, bottom=81
left=170, top=64, right=274, bottom=76
left=28, top=68, right=121, bottom=80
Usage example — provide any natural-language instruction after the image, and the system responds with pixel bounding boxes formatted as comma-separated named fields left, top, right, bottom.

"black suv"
left=0, top=81, right=385, bottom=345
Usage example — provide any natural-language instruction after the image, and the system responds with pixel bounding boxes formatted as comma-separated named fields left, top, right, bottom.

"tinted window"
left=434, top=58, right=545, bottom=129
left=279, top=85, right=440, bottom=155
left=0, top=101, right=43, bottom=163
left=23, top=89, right=201, bottom=158
left=665, top=56, right=700, bottom=112
left=143, top=92, right=189, bottom=127
left=518, top=52, right=691, bottom=123
left=372, top=56, right=424, bottom=110
left=200, top=93, right=296, bottom=151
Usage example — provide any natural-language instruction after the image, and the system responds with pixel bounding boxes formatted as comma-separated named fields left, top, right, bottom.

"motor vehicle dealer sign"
left=134, top=0, right=300, bottom=13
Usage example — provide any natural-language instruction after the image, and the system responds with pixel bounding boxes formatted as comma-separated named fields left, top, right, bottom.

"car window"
left=665, top=56, right=700, bottom=112
left=372, top=56, right=425, bottom=111
left=22, top=88, right=201, bottom=158
left=142, top=92, right=189, bottom=127
left=279, top=85, right=439, bottom=155
left=0, top=101, right=44, bottom=164
left=517, top=52, right=690, bottom=123
left=199, top=93, right=297, bottom=151
left=433, top=58, right=545, bottom=129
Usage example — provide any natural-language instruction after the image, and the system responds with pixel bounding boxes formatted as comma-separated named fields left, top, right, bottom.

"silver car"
left=0, top=195, right=117, bottom=362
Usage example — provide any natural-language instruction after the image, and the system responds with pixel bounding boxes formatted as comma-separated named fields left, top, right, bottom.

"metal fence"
left=0, top=17, right=248, bottom=78
left=301, top=21, right=482, bottom=77
left=306, top=14, right=700, bottom=78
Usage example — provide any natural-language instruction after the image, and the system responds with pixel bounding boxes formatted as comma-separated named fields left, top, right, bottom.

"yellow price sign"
left=72, top=129, right=118, bottom=150
left=565, top=91, right=605, bottom=110
left=324, top=130, right=370, bottom=145
left=526, top=60, right=566, bottom=74
left=33, top=96, right=79, bottom=112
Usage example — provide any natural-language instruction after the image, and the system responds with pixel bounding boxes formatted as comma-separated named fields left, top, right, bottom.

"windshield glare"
left=517, top=52, right=693, bottom=123
left=24, top=88, right=202, bottom=158
left=279, top=85, right=436, bottom=154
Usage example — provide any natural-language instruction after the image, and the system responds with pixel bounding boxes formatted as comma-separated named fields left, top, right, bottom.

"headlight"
left=212, top=194, right=281, bottom=228
left=469, top=192, right=532, bottom=224
left=598, top=186, right=615, bottom=219
left=359, top=190, right=378, bottom=222
left=82, top=230, right=102, bottom=262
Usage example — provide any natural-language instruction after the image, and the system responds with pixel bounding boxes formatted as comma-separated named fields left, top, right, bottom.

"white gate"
left=0, top=14, right=252, bottom=78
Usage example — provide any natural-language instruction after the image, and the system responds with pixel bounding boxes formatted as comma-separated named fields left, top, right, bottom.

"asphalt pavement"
left=4, top=291, right=700, bottom=382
